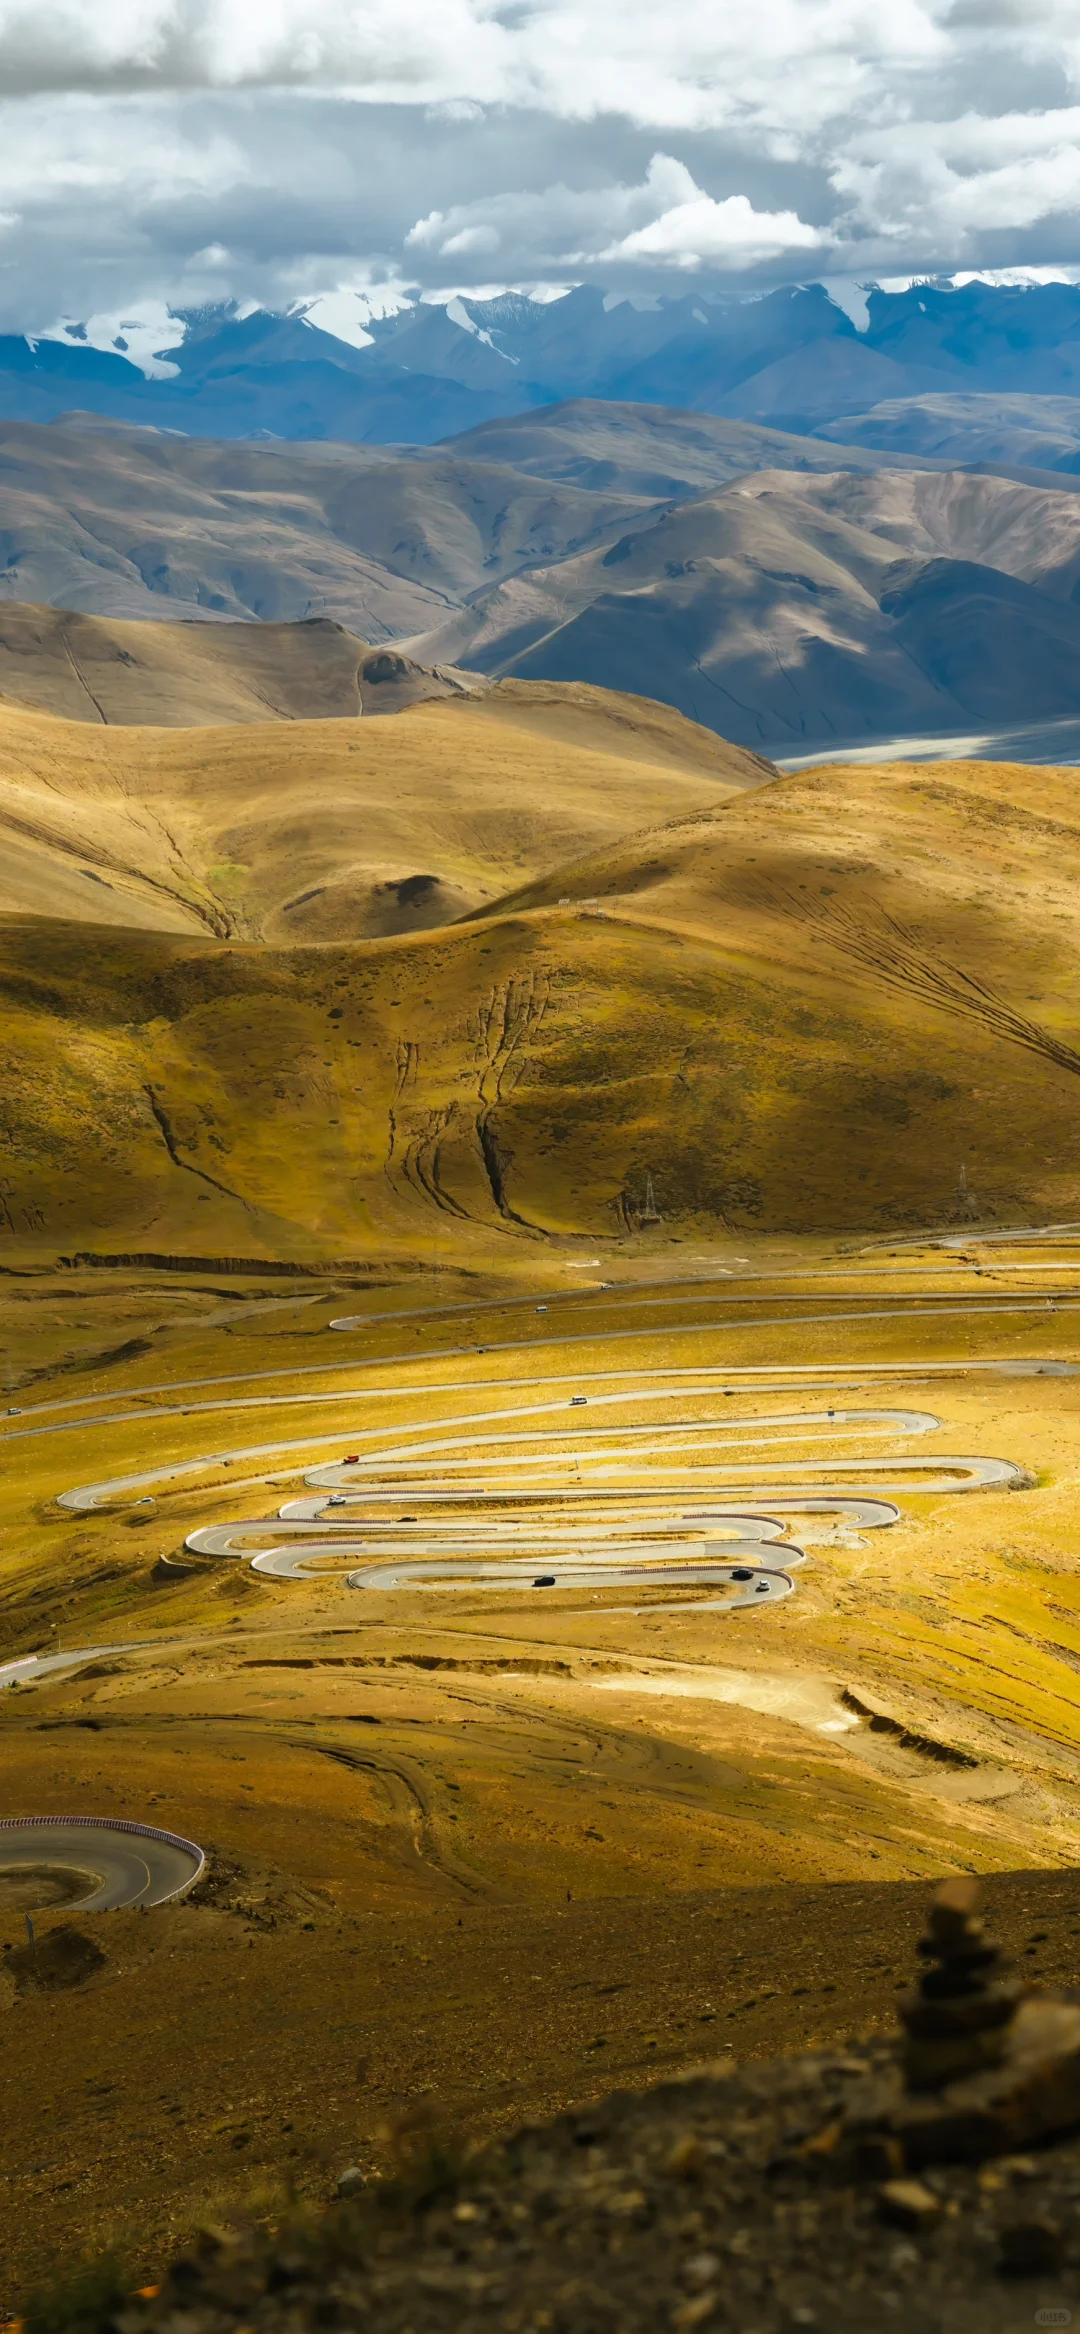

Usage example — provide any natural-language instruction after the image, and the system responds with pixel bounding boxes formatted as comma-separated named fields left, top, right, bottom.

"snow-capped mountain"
left=10, top=274, right=1080, bottom=447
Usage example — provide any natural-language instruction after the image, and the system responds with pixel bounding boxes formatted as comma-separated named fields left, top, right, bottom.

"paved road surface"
left=0, top=1817, right=204, bottom=1910
left=248, top=1542, right=796, bottom=1613
left=1, top=1355, right=1029, bottom=1721
left=168, top=1402, right=1021, bottom=1606
left=4, top=1310, right=1070, bottom=1456
left=0, top=1641, right=135, bottom=1690
left=0, top=1296, right=1058, bottom=1437
left=38, top=1300, right=1026, bottom=1616
left=57, top=1389, right=964, bottom=1511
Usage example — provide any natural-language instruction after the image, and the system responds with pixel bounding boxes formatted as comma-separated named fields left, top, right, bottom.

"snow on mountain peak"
left=30, top=303, right=185, bottom=377
left=949, top=266, right=1080, bottom=291
left=291, top=285, right=416, bottom=348
left=441, top=295, right=517, bottom=360
left=820, top=278, right=872, bottom=333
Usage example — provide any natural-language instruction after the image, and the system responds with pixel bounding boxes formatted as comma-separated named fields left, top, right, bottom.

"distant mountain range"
left=11, top=278, right=1080, bottom=447
left=406, top=448, right=1080, bottom=752
left=0, top=404, right=937, bottom=632
left=8, top=400, right=1080, bottom=753
left=11, top=273, right=1080, bottom=756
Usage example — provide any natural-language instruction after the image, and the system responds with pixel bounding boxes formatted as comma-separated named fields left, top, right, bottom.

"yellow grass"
left=0, top=681, right=758, bottom=938
left=6, top=691, right=1080, bottom=2292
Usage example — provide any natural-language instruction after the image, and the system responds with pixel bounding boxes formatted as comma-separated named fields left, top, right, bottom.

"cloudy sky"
left=1, top=0, right=1080, bottom=329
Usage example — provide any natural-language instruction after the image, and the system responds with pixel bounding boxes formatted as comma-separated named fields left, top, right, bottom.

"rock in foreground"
left=57, top=2037, right=1080, bottom=2334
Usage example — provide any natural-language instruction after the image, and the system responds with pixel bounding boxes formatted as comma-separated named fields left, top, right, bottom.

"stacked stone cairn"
left=899, top=1876, right=1023, bottom=2091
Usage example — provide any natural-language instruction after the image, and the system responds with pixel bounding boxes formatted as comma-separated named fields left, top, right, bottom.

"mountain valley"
left=5, top=598, right=1080, bottom=2304
left=15, top=18, right=1080, bottom=2320
left=407, top=464, right=1080, bottom=749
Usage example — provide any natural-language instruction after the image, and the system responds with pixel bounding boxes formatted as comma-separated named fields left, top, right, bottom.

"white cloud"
left=0, top=97, right=246, bottom=207
left=0, top=0, right=511, bottom=100
left=441, top=223, right=501, bottom=256
left=1, top=0, right=1080, bottom=318
left=600, top=188, right=822, bottom=269
left=426, top=98, right=485, bottom=123
left=0, top=0, right=979, bottom=126
left=831, top=104, right=1080, bottom=250
left=408, top=154, right=821, bottom=275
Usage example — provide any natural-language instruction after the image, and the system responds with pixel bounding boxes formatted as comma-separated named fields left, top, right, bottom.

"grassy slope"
left=5, top=1264, right=1080, bottom=2293
left=3, top=747, right=1080, bottom=1258
left=9, top=688, right=1080, bottom=2294
left=0, top=607, right=374, bottom=725
left=0, top=683, right=760, bottom=943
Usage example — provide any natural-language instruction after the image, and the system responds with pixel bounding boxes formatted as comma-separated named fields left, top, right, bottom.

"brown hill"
left=441, top=397, right=938, bottom=499
left=0, top=605, right=480, bottom=727
left=0, top=406, right=929, bottom=642
left=0, top=418, right=648, bottom=631
left=9, top=415, right=1080, bottom=753
left=405, top=466, right=1080, bottom=748
left=3, top=743, right=1080, bottom=1260
left=812, top=390, right=1080, bottom=471
left=0, top=678, right=766, bottom=939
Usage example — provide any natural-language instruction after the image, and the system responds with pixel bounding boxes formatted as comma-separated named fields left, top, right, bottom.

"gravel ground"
left=70, top=2040, right=1080, bottom=2334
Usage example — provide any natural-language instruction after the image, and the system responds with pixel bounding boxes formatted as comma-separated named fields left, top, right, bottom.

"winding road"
left=42, top=1386, right=1028, bottom=1613
left=0, top=1816, right=205, bottom=1911
left=0, top=1284, right=1022, bottom=1636
left=0, top=1288, right=1046, bottom=1916
left=1, top=1305, right=1068, bottom=1460
left=153, top=1398, right=1023, bottom=1610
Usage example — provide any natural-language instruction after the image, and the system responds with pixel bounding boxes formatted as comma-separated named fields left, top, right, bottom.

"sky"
left=2, top=0, right=1080, bottom=331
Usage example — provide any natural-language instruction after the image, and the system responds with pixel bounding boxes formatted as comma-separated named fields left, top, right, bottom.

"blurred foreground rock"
left=22, top=1881, right=1080, bottom=2334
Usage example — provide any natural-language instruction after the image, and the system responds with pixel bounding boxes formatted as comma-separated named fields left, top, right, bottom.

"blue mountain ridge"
left=9, top=279, right=1080, bottom=447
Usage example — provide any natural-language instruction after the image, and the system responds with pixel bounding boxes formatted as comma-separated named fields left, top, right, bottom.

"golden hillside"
left=0, top=605, right=479, bottom=726
left=3, top=745, right=1080, bottom=1260
left=7, top=687, right=1080, bottom=2292
left=0, top=677, right=764, bottom=939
